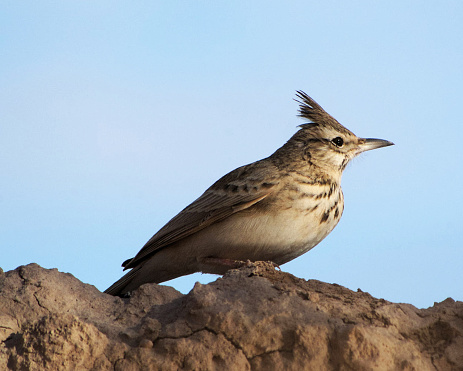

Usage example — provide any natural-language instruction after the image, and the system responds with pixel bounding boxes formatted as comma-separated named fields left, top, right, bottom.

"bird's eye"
left=331, top=137, right=344, bottom=147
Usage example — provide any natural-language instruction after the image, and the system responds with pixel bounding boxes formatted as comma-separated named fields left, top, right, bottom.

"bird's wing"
left=123, top=160, right=280, bottom=269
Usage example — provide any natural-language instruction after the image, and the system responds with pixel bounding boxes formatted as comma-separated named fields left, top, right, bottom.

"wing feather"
left=123, top=160, right=279, bottom=269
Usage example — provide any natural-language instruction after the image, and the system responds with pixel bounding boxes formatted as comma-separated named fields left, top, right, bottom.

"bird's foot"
left=200, top=257, right=281, bottom=272
left=268, top=261, right=281, bottom=271
left=201, top=257, right=248, bottom=269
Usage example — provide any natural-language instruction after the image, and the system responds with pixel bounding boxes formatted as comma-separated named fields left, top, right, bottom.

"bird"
left=105, top=91, right=394, bottom=296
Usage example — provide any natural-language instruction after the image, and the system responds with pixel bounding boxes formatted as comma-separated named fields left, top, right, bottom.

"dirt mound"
left=0, top=263, right=461, bottom=370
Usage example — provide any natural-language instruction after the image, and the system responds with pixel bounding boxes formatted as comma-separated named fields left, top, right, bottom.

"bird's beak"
left=358, top=138, right=394, bottom=153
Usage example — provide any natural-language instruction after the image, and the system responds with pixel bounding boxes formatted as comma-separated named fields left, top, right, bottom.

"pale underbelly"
left=182, top=206, right=340, bottom=265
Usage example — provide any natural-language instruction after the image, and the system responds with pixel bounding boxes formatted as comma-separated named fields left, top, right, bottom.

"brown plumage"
left=105, top=91, right=393, bottom=296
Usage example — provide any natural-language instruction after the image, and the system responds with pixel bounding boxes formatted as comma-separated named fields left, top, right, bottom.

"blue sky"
left=1, top=2, right=462, bottom=308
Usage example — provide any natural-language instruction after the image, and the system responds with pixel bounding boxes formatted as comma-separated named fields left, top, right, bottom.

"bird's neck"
left=271, top=155, right=342, bottom=187
left=270, top=143, right=343, bottom=185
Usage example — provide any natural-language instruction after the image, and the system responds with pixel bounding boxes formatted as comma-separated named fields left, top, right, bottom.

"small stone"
left=139, top=339, right=153, bottom=349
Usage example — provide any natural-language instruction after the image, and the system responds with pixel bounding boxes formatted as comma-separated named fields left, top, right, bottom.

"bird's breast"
left=187, top=181, right=344, bottom=265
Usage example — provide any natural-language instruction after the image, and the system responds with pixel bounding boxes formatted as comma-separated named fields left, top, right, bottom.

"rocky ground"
left=0, top=262, right=462, bottom=370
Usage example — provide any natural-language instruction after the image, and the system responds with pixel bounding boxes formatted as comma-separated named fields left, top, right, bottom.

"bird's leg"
left=201, top=257, right=248, bottom=269
left=268, top=261, right=281, bottom=270
left=199, top=257, right=281, bottom=274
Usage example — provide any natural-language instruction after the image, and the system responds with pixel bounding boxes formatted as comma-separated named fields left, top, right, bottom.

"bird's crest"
left=294, top=91, right=346, bottom=132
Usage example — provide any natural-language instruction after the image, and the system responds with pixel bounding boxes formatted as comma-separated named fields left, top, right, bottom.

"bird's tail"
left=104, top=266, right=142, bottom=296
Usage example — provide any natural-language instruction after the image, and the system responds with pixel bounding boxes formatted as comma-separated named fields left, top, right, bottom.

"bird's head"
left=275, top=91, right=394, bottom=178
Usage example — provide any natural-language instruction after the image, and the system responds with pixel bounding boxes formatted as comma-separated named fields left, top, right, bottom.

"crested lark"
left=105, top=91, right=393, bottom=296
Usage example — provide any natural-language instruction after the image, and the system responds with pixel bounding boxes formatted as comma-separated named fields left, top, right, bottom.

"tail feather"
left=104, top=266, right=142, bottom=296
